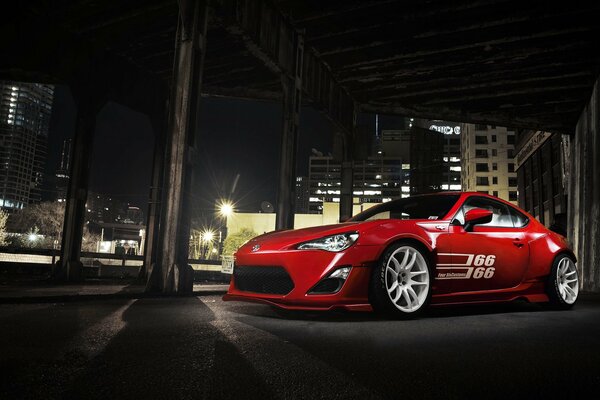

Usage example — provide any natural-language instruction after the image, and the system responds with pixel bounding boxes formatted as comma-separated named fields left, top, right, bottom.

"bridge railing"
left=0, top=247, right=230, bottom=280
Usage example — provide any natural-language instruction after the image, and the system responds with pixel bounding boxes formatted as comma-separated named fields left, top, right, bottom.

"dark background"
left=44, top=85, right=405, bottom=215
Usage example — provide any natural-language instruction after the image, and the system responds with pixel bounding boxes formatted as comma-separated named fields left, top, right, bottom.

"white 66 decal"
left=436, top=253, right=496, bottom=280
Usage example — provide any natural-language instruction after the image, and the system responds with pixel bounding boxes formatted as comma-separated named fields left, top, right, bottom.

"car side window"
left=453, top=196, right=514, bottom=228
left=507, top=205, right=529, bottom=228
left=366, top=211, right=391, bottom=221
left=452, top=207, right=466, bottom=225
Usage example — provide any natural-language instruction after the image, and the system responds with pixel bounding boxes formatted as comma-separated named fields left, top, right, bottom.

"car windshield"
left=350, top=194, right=460, bottom=222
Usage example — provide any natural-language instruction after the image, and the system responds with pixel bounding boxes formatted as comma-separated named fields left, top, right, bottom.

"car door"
left=442, top=196, right=530, bottom=293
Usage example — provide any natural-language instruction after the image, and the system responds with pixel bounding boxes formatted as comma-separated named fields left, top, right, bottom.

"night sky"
left=45, top=85, right=406, bottom=218
left=45, top=86, right=338, bottom=215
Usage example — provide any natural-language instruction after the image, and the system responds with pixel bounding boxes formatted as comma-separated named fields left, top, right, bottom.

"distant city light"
left=429, top=124, right=461, bottom=135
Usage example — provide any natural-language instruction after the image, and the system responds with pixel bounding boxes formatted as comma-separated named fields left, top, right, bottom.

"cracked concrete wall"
left=569, top=76, right=600, bottom=292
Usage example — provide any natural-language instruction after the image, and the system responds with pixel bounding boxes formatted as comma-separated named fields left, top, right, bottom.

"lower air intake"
left=309, top=278, right=343, bottom=294
left=234, top=266, right=294, bottom=295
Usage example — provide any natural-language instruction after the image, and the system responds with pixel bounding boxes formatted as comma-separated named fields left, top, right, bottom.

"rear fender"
left=527, top=233, right=575, bottom=280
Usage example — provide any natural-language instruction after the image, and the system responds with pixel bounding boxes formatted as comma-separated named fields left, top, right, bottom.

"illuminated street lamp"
left=202, top=230, right=215, bottom=243
left=216, top=200, right=235, bottom=258
left=218, top=200, right=234, bottom=218
left=200, top=229, right=216, bottom=260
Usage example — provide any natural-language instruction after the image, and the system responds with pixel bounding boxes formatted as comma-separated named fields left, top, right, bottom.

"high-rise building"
left=0, top=82, right=54, bottom=211
left=413, top=119, right=462, bottom=192
left=307, top=156, right=339, bottom=213
left=461, top=124, right=518, bottom=204
left=85, top=191, right=127, bottom=224
left=377, top=128, right=412, bottom=160
left=409, top=126, right=445, bottom=194
left=514, top=131, right=568, bottom=226
left=55, top=138, right=71, bottom=202
left=308, top=156, right=410, bottom=213
left=125, top=206, right=144, bottom=224
left=294, top=176, right=309, bottom=214
left=307, top=117, right=464, bottom=213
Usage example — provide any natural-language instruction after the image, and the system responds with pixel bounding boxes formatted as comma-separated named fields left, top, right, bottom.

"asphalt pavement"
left=1, top=290, right=599, bottom=399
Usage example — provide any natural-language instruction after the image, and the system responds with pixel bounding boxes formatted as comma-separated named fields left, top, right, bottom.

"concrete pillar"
left=338, top=112, right=357, bottom=223
left=340, top=160, right=353, bottom=222
left=568, top=76, right=600, bottom=292
left=55, top=97, right=102, bottom=281
left=276, top=33, right=304, bottom=231
left=153, top=0, right=208, bottom=293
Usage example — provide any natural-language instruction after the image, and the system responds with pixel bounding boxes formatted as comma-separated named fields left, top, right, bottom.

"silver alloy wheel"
left=557, top=257, right=579, bottom=304
left=385, top=246, right=430, bottom=313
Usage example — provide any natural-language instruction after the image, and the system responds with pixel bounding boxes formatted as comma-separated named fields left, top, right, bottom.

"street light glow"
left=218, top=200, right=234, bottom=218
left=202, top=230, right=215, bottom=242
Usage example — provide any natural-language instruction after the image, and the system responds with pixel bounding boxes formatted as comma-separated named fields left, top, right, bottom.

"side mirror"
left=464, top=208, right=493, bottom=232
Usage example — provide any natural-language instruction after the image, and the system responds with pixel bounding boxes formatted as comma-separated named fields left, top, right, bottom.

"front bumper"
left=223, top=244, right=380, bottom=311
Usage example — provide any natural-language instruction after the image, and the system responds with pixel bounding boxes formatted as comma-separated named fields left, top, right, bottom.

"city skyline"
left=44, top=85, right=339, bottom=216
left=6, top=80, right=524, bottom=218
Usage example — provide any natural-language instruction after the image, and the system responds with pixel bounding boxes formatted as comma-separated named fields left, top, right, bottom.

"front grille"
left=234, top=266, right=294, bottom=295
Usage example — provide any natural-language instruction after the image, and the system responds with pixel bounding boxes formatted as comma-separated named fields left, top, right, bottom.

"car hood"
left=235, top=219, right=436, bottom=254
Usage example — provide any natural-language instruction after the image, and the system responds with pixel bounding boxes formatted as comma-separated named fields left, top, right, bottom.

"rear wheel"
left=370, top=242, right=432, bottom=318
left=547, top=254, right=579, bottom=309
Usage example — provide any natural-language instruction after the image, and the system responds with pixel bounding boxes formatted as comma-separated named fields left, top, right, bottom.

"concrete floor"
left=1, top=292, right=599, bottom=399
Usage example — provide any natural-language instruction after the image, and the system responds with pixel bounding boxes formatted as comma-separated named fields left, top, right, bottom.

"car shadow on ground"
left=227, top=296, right=600, bottom=399
left=62, top=296, right=278, bottom=400
left=225, top=298, right=551, bottom=322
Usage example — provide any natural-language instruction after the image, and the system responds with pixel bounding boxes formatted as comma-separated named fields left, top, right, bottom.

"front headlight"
left=297, top=232, right=359, bottom=252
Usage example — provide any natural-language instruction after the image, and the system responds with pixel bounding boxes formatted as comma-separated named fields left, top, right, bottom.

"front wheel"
left=547, top=254, right=579, bottom=309
left=369, top=242, right=432, bottom=318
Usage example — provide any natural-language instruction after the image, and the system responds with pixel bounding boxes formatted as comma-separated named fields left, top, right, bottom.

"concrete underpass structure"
left=569, top=78, right=600, bottom=292
left=1, top=1, right=599, bottom=292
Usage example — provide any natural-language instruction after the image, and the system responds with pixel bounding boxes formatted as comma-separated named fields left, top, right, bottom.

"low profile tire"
left=547, top=253, right=579, bottom=309
left=369, top=242, right=432, bottom=318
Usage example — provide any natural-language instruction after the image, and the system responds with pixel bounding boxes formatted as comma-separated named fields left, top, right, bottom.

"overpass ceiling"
left=5, top=0, right=600, bottom=133
left=277, top=0, right=600, bottom=132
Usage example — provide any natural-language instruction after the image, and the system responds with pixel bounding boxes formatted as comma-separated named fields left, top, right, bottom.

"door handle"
left=513, top=238, right=524, bottom=248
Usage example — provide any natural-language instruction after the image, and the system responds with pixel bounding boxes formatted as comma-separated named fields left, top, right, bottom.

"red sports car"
left=223, top=192, right=579, bottom=317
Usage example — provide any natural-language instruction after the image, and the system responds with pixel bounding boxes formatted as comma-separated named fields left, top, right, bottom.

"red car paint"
left=223, top=192, right=574, bottom=311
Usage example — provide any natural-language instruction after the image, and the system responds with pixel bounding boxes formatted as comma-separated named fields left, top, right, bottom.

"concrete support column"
left=338, top=108, right=357, bottom=223
left=568, top=76, right=600, bottom=292
left=153, top=0, right=208, bottom=293
left=276, top=33, right=304, bottom=231
left=340, top=159, right=354, bottom=222
left=55, top=97, right=102, bottom=281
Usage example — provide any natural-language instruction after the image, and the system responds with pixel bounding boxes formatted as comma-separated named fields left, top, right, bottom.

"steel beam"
left=55, top=94, right=103, bottom=281
left=276, top=33, right=304, bottom=230
left=360, top=102, right=574, bottom=135
left=213, top=0, right=357, bottom=132
left=0, top=7, right=165, bottom=117
left=340, top=160, right=354, bottom=222
left=214, top=0, right=358, bottom=228
left=336, top=121, right=358, bottom=223
left=141, top=108, right=167, bottom=288
left=152, top=0, right=208, bottom=293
